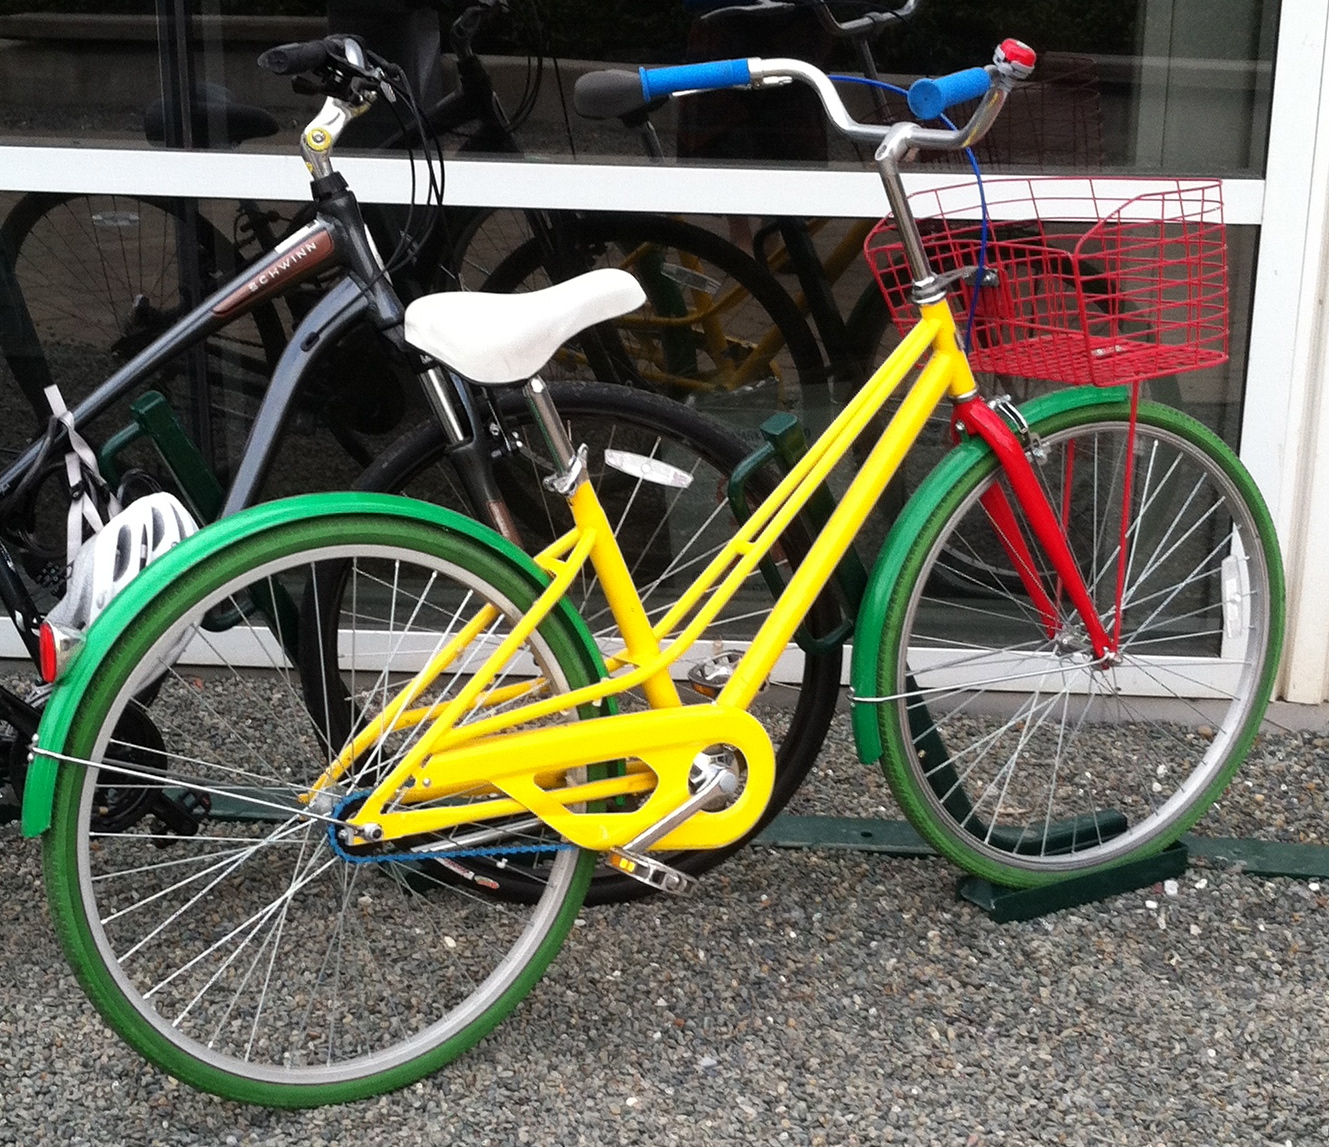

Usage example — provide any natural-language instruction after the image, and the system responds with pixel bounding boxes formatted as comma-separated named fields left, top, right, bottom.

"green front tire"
left=39, top=498, right=601, bottom=1106
left=871, top=399, right=1284, bottom=888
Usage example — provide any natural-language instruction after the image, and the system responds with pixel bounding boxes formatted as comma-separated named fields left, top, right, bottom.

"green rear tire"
left=40, top=502, right=599, bottom=1106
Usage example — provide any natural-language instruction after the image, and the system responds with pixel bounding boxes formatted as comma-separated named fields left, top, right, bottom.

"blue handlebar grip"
left=907, top=67, right=991, bottom=120
left=639, top=58, right=752, bottom=102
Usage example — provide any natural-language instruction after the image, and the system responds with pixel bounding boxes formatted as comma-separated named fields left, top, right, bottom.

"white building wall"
left=1242, top=0, right=1329, bottom=701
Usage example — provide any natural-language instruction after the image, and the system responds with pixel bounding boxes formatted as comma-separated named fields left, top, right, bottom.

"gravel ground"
left=1, top=691, right=1328, bottom=1145
left=781, top=701, right=1329, bottom=848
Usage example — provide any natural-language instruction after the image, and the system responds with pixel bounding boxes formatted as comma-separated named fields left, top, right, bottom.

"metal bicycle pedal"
left=688, top=650, right=767, bottom=699
left=148, top=786, right=212, bottom=845
left=605, top=849, right=697, bottom=895
left=603, top=745, right=744, bottom=894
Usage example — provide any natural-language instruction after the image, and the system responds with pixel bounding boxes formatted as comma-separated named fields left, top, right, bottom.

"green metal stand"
left=754, top=814, right=1329, bottom=923
left=755, top=814, right=935, bottom=855
left=1182, top=835, right=1329, bottom=880
left=955, top=843, right=1189, bottom=924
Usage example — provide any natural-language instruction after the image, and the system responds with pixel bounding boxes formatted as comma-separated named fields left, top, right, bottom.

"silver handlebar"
left=746, top=56, right=1017, bottom=299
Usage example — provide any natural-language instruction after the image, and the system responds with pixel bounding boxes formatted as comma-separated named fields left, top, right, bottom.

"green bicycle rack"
left=99, top=390, right=224, bottom=523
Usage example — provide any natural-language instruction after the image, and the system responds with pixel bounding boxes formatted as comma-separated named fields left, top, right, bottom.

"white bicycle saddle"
left=403, top=267, right=647, bottom=384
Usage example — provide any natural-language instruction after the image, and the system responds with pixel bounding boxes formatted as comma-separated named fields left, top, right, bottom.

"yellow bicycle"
left=23, top=43, right=1283, bottom=1106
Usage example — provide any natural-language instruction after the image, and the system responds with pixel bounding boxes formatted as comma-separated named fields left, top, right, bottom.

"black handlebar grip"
left=257, top=40, right=332, bottom=76
left=574, top=69, right=652, bottom=121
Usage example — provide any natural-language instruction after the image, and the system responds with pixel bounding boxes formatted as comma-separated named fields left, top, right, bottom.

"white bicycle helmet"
left=46, top=491, right=199, bottom=633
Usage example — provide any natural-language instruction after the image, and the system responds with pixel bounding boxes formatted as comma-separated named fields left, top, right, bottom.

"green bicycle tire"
left=872, top=398, right=1284, bottom=887
left=40, top=500, right=600, bottom=1106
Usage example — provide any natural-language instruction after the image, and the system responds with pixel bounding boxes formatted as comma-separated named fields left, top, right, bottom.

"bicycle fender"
left=849, top=385, right=1130, bottom=766
left=22, top=492, right=608, bottom=837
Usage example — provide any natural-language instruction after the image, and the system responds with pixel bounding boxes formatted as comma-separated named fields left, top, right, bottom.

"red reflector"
left=38, top=622, right=57, bottom=684
left=38, top=621, right=82, bottom=683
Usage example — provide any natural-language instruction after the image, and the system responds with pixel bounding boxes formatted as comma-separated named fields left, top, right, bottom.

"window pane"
left=0, top=2, right=1278, bottom=176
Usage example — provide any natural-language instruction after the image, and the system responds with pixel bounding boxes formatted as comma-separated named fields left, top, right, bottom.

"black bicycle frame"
left=0, top=181, right=499, bottom=681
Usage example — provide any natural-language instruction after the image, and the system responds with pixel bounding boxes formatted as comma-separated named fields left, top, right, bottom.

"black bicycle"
left=0, top=1, right=824, bottom=451
left=0, top=35, right=844, bottom=910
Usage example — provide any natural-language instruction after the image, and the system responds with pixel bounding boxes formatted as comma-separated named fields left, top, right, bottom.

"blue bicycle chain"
left=326, top=791, right=573, bottom=867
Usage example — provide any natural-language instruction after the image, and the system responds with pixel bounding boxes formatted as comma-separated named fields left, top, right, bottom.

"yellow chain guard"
left=361, top=706, right=775, bottom=853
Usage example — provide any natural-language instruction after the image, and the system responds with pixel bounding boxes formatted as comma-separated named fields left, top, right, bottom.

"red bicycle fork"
left=950, top=395, right=1121, bottom=663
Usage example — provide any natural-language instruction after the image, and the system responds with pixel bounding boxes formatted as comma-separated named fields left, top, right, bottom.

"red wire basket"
left=865, top=178, right=1229, bottom=387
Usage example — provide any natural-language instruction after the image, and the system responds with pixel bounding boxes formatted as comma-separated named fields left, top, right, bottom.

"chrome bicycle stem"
left=873, top=88, right=1012, bottom=301
left=300, top=40, right=376, bottom=178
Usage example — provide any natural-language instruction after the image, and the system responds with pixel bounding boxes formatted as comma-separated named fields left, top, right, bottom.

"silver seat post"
left=523, top=377, right=587, bottom=495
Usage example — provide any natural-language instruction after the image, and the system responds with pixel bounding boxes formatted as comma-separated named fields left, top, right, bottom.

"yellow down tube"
left=719, top=299, right=973, bottom=708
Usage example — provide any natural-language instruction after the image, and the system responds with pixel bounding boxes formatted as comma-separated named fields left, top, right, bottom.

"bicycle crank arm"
left=605, top=746, right=742, bottom=895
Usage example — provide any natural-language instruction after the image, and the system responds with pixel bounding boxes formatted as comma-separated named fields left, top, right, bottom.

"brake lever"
left=286, top=34, right=389, bottom=106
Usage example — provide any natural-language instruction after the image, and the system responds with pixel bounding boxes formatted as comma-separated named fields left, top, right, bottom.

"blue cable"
left=830, top=73, right=991, bottom=352
left=327, top=790, right=571, bottom=867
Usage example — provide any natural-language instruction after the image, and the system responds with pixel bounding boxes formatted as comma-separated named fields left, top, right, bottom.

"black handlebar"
left=691, top=0, right=917, bottom=39
left=257, top=34, right=391, bottom=106
left=257, top=39, right=333, bottom=77
left=574, top=70, right=661, bottom=122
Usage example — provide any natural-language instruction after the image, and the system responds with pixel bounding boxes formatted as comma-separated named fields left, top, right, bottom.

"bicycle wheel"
left=439, top=205, right=545, bottom=292
left=870, top=398, right=1284, bottom=887
left=481, top=211, right=827, bottom=436
left=40, top=499, right=601, bottom=1105
left=323, top=381, right=843, bottom=904
left=0, top=191, right=286, bottom=406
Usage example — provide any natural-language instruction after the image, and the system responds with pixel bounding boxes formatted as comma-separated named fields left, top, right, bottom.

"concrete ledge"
left=0, top=13, right=325, bottom=43
left=1260, top=699, right=1329, bottom=733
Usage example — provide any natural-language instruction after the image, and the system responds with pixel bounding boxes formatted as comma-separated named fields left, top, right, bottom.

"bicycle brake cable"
left=326, top=36, right=449, bottom=281
left=380, top=73, right=437, bottom=269
left=352, top=59, right=449, bottom=292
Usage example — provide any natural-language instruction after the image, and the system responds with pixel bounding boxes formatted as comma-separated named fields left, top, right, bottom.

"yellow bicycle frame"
left=325, top=298, right=976, bottom=854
